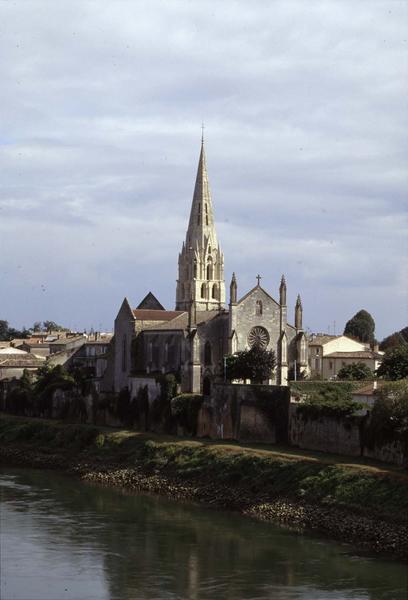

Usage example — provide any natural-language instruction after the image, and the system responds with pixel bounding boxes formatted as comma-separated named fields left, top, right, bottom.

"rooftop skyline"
left=1, top=1, right=406, bottom=339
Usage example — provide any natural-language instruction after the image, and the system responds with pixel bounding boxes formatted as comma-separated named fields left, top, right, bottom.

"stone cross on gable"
left=256, top=274, right=261, bottom=286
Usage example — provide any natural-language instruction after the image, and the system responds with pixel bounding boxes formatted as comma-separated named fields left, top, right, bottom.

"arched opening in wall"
left=256, top=300, right=263, bottom=316
left=201, top=283, right=206, bottom=299
left=204, top=341, right=212, bottom=365
left=212, top=283, right=218, bottom=299
left=193, top=260, right=197, bottom=278
left=122, top=335, right=127, bottom=372
left=203, top=376, right=211, bottom=396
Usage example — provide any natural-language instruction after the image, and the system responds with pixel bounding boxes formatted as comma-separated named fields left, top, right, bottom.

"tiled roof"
left=324, top=351, right=383, bottom=359
left=0, top=347, right=28, bottom=355
left=353, top=382, right=385, bottom=396
left=132, top=309, right=184, bottom=321
left=49, top=336, right=85, bottom=346
left=309, top=335, right=337, bottom=346
left=0, top=354, right=45, bottom=367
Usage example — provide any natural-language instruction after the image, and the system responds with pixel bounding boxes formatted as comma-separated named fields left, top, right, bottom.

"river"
left=0, top=467, right=406, bottom=600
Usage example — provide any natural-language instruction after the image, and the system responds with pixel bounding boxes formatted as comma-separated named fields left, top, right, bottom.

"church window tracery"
left=247, top=326, right=270, bottom=349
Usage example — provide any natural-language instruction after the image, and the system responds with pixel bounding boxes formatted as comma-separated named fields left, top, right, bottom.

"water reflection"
left=0, top=468, right=406, bottom=600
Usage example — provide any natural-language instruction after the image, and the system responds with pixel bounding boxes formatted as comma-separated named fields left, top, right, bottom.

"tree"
left=365, top=381, right=408, bottom=448
left=344, top=309, right=375, bottom=344
left=32, top=321, right=42, bottom=332
left=0, top=320, right=30, bottom=341
left=380, top=326, right=408, bottom=351
left=226, top=346, right=276, bottom=384
left=42, top=320, right=69, bottom=332
left=0, top=320, right=9, bottom=341
left=337, top=362, right=373, bottom=380
left=376, top=346, right=408, bottom=381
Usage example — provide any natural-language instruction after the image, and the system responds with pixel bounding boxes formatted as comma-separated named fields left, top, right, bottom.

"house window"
left=256, top=300, right=263, bottom=316
left=329, top=361, right=333, bottom=370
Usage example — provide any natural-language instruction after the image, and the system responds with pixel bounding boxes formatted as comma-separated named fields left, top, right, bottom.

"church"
left=110, top=138, right=308, bottom=395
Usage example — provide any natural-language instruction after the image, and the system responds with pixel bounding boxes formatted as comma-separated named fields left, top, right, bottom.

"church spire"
left=176, top=136, right=225, bottom=311
left=185, top=137, right=217, bottom=248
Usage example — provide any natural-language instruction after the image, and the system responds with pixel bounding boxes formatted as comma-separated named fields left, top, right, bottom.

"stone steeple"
left=176, top=138, right=226, bottom=311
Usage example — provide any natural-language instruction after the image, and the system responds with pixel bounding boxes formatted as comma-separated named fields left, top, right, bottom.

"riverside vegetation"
left=0, top=414, right=407, bottom=560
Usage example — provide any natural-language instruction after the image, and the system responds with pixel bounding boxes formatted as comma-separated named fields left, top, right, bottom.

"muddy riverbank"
left=1, top=416, right=406, bottom=560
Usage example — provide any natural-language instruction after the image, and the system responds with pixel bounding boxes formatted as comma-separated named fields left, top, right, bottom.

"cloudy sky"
left=0, top=1, right=407, bottom=339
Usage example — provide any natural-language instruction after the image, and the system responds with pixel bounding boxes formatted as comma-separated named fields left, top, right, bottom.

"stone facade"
left=108, top=138, right=309, bottom=395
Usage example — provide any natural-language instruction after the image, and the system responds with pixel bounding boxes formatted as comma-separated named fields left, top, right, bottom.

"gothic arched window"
left=256, top=300, right=263, bottom=316
left=204, top=341, right=212, bottom=366
left=201, top=283, right=206, bottom=298
left=193, top=260, right=197, bottom=278
left=212, top=283, right=218, bottom=299
left=206, top=258, right=213, bottom=280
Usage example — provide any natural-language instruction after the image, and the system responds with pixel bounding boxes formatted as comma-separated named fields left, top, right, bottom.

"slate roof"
left=144, top=310, right=221, bottom=331
left=132, top=309, right=184, bottom=321
left=136, top=292, right=165, bottom=311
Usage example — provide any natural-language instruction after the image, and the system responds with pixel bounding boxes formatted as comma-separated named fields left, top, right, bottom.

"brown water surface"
left=0, top=467, right=406, bottom=600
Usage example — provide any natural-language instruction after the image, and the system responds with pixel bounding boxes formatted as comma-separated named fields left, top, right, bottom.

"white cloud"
left=0, top=0, right=407, bottom=338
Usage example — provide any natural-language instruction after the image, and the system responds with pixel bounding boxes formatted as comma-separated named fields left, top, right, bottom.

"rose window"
left=247, top=326, right=269, bottom=349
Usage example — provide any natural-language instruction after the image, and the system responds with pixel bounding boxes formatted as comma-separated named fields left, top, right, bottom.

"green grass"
left=1, top=414, right=407, bottom=522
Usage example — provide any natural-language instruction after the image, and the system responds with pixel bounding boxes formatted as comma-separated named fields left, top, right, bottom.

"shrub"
left=296, top=383, right=363, bottom=420
left=171, top=394, right=203, bottom=435
left=337, top=362, right=373, bottom=380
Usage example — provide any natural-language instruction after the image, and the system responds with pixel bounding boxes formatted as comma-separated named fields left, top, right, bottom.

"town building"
left=308, top=334, right=383, bottom=379
left=107, top=138, right=308, bottom=396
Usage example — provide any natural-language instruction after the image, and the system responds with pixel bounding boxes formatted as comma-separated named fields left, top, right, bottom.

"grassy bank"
left=1, top=414, right=407, bottom=558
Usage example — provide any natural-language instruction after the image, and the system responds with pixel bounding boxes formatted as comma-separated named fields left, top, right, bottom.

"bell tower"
left=176, top=137, right=226, bottom=311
